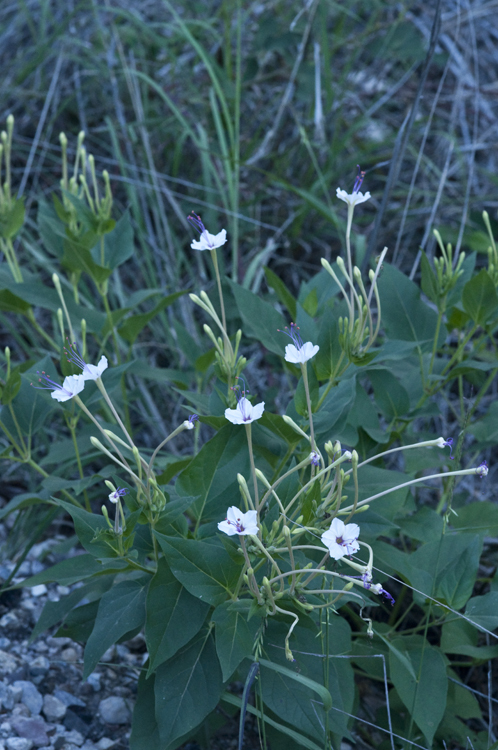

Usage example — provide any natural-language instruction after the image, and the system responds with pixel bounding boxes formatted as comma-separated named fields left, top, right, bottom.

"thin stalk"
left=210, top=248, right=227, bottom=333
left=300, top=362, right=315, bottom=452
left=245, top=423, right=260, bottom=515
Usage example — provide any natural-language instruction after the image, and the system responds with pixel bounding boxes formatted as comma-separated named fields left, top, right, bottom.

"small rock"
left=95, top=741, right=115, bottom=750
left=29, top=585, right=47, bottom=597
left=0, top=722, right=12, bottom=734
left=0, top=612, right=19, bottom=629
left=12, top=682, right=43, bottom=715
left=6, top=739, right=34, bottom=750
left=46, top=637, right=71, bottom=649
left=0, top=649, right=18, bottom=674
left=42, top=695, right=66, bottom=722
left=80, top=743, right=96, bottom=750
left=62, top=732, right=84, bottom=747
left=60, top=745, right=80, bottom=750
left=10, top=716, right=49, bottom=747
left=0, top=637, right=11, bottom=649
left=60, top=649, right=78, bottom=664
left=98, top=696, right=129, bottom=725
left=56, top=586, right=70, bottom=596
left=29, top=657, right=50, bottom=677
left=53, top=691, right=86, bottom=708
left=12, top=704, right=31, bottom=718
left=9, top=685, right=24, bottom=704
left=101, top=646, right=115, bottom=663
left=62, top=710, right=88, bottom=738
left=85, top=674, right=101, bottom=692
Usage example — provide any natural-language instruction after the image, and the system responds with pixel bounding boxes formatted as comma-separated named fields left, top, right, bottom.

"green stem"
left=245, top=423, right=259, bottom=517
left=210, top=248, right=227, bottom=334
left=300, top=362, right=315, bottom=452
left=69, top=422, right=91, bottom=511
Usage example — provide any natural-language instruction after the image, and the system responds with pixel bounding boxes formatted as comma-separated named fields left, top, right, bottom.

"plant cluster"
left=1, top=116, right=498, bottom=750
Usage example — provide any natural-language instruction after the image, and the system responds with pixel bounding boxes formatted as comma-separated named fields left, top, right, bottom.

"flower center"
left=352, top=164, right=366, bottom=194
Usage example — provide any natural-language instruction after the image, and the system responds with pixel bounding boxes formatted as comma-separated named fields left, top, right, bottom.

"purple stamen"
left=31, top=371, right=61, bottom=391
left=188, top=414, right=199, bottom=426
left=187, top=211, right=207, bottom=236
left=352, top=165, right=366, bottom=194
left=225, top=516, right=245, bottom=533
left=310, top=452, right=320, bottom=467
left=442, top=437, right=455, bottom=460
left=278, top=322, right=304, bottom=350
left=379, top=587, right=395, bottom=606
left=64, top=340, right=87, bottom=371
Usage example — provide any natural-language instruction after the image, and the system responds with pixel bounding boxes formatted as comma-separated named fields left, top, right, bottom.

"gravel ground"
left=0, top=518, right=141, bottom=750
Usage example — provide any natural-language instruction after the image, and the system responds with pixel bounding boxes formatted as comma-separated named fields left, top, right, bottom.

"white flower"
left=32, top=371, right=85, bottom=402
left=188, top=212, right=227, bottom=251
left=336, top=165, right=371, bottom=207
left=336, top=187, right=371, bottom=207
left=225, top=397, right=265, bottom=425
left=65, top=341, right=108, bottom=381
left=109, top=487, right=128, bottom=504
left=321, top=517, right=360, bottom=560
left=285, top=341, right=320, bottom=364
left=279, top=323, right=319, bottom=364
left=218, top=506, right=259, bottom=536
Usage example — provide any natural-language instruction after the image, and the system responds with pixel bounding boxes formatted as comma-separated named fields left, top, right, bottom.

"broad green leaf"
left=227, top=279, right=287, bottom=355
left=83, top=576, right=149, bottom=678
left=469, top=402, right=498, bottom=447
left=313, top=376, right=356, bottom=443
left=264, top=266, right=297, bottom=320
left=462, top=269, right=498, bottom=325
left=1, top=357, right=56, bottom=437
left=221, top=692, right=324, bottom=750
left=0, top=289, right=31, bottom=315
left=441, top=619, right=498, bottom=660
left=2, top=369, right=21, bottom=404
left=377, top=264, right=445, bottom=351
left=0, top=197, right=25, bottom=239
left=55, top=600, right=99, bottom=642
left=129, top=671, right=165, bottom=750
left=368, top=369, right=410, bottom=420
left=293, top=364, right=319, bottom=418
left=398, top=506, right=444, bottom=543
left=55, top=499, right=118, bottom=558
left=346, top=382, right=389, bottom=444
left=118, top=291, right=186, bottom=345
left=101, top=210, right=134, bottom=268
left=314, top=307, right=342, bottom=380
left=154, top=628, right=222, bottom=746
left=154, top=533, right=242, bottom=606
left=175, top=423, right=250, bottom=522
left=389, top=638, right=447, bottom=745
left=31, top=576, right=114, bottom=641
left=465, top=592, right=498, bottom=632
left=20, top=554, right=130, bottom=587
left=0, top=493, right=49, bottom=521
left=258, top=411, right=303, bottom=447
left=145, top=558, right=210, bottom=674
left=445, top=673, right=482, bottom=720
left=450, top=501, right=498, bottom=535
left=212, top=601, right=260, bottom=681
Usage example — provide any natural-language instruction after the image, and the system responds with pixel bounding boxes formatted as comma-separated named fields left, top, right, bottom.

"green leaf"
left=389, top=638, right=447, bottom=745
left=83, top=576, right=149, bottom=678
left=462, top=269, right=498, bottom=326
left=55, top=600, right=99, bottom=642
left=441, top=619, right=498, bottom=660
left=1, top=369, right=21, bottom=404
left=377, top=264, right=444, bottom=351
left=31, top=576, right=114, bottom=641
left=20, top=555, right=130, bottom=587
left=129, top=670, right=165, bottom=750
left=314, top=307, right=342, bottom=380
left=154, top=533, right=242, bottom=606
left=154, top=628, right=222, bottom=746
left=259, top=657, right=332, bottom=741
left=258, top=411, right=302, bottom=447
left=1, top=357, right=56, bottom=437
left=221, top=692, right=324, bottom=750
left=145, top=558, right=210, bottom=674
left=212, top=601, right=260, bottom=681
left=368, top=369, right=410, bottom=420
left=55, top=499, right=118, bottom=558
left=227, top=279, right=287, bottom=356
left=313, top=376, right=356, bottom=443
left=469, top=402, right=498, bottom=447
left=101, top=211, right=134, bottom=268
left=465, top=592, right=498, bottom=632
left=451, top=500, right=498, bottom=535
left=346, top=382, right=389, bottom=444
left=0, top=197, right=25, bottom=239
left=264, top=266, right=297, bottom=319
left=118, top=291, right=186, bottom=345
left=175, top=423, right=250, bottom=522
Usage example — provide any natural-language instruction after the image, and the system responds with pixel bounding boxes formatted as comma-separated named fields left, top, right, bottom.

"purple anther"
left=352, top=165, right=366, bottom=194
